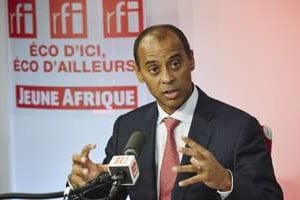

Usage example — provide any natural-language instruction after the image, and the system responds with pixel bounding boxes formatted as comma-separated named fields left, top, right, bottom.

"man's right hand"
left=68, top=144, right=108, bottom=188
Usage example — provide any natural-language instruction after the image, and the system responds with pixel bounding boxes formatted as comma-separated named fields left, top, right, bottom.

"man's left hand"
left=172, top=137, right=232, bottom=191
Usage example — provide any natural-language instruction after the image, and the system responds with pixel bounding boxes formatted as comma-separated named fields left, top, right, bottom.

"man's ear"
left=134, top=64, right=144, bottom=83
left=189, top=50, right=195, bottom=71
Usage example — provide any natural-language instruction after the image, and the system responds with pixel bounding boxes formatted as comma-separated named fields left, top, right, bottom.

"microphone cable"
left=0, top=173, right=112, bottom=200
left=0, top=191, right=64, bottom=199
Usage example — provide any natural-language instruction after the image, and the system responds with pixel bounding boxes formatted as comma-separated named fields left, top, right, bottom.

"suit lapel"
left=127, top=103, right=159, bottom=200
left=144, top=103, right=159, bottom=200
left=172, top=87, right=216, bottom=200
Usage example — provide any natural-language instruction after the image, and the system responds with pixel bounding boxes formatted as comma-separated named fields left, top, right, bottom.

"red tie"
left=159, top=117, right=180, bottom=200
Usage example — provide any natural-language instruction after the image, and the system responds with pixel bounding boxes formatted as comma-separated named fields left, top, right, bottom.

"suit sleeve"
left=102, top=115, right=129, bottom=200
left=74, top=116, right=128, bottom=199
left=227, top=117, right=283, bottom=200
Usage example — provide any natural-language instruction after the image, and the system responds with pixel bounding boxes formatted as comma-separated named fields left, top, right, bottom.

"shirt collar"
left=157, top=85, right=198, bottom=124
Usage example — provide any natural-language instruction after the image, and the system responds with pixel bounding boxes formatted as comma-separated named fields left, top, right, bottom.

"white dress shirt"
left=155, top=86, right=232, bottom=199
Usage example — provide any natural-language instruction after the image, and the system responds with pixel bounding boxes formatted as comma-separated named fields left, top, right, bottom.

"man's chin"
left=163, top=101, right=184, bottom=112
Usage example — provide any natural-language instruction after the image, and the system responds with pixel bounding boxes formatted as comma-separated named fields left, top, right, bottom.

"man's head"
left=134, top=24, right=192, bottom=68
left=133, top=24, right=195, bottom=114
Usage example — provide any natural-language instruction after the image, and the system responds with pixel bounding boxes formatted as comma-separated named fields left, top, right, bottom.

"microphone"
left=123, top=131, right=145, bottom=158
left=67, top=131, right=146, bottom=200
left=107, top=131, right=146, bottom=199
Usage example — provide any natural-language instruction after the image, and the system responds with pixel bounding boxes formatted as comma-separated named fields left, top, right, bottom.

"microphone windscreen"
left=123, top=131, right=146, bottom=158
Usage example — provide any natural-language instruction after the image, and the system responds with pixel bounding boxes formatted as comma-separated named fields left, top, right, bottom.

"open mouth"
left=163, top=89, right=179, bottom=99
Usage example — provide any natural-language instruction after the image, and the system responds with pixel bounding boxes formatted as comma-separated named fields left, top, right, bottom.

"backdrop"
left=1, top=0, right=299, bottom=199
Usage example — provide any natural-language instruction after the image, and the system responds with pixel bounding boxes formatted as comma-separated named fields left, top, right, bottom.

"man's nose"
left=160, top=68, right=175, bottom=83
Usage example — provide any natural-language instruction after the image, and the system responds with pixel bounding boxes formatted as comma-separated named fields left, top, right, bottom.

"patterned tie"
left=159, top=117, right=180, bottom=200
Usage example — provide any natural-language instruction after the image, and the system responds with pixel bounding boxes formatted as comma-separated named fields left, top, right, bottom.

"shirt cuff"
left=67, top=174, right=75, bottom=190
left=217, top=169, right=233, bottom=200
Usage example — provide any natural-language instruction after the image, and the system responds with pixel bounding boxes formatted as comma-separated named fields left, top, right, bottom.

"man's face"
left=135, top=31, right=195, bottom=114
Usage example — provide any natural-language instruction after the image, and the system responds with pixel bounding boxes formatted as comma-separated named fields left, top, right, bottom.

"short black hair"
left=133, top=24, right=192, bottom=67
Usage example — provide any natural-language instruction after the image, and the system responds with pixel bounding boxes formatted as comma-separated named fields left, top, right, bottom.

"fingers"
left=181, top=137, right=210, bottom=158
left=72, top=144, right=96, bottom=165
left=69, top=174, right=87, bottom=188
left=176, top=137, right=207, bottom=174
left=69, top=144, right=101, bottom=187
left=178, top=174, right=205, bottom=187
left=72, top=163, right=89, bottom=177
left=72, top=154, right=84, bottom=164
left=173, top=156, right=204, bottom=173
left=173, top=163, right=206, bottom=187
left=97, top=164, right=109, bottom=172
left=190, top=157, right=203, bottom=168
left=175, top=137, right=228, bottom=189
left=173, top=164, right=202, bottom=174
left=80, top=144, right=97, bottom=158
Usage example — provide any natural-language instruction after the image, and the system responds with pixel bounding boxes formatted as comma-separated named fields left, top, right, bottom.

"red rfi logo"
left=8, top=0, right=37, bottom=38
left=131, top=160, right=138, bottom=178
left=49, top=0, right=87, bottom=38
left=103, top=0, right=143, bottom=38
left=114, top=156, right=129, bottom=164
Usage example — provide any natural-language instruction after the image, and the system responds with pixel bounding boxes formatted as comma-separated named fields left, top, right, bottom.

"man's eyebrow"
left=143, top=53, right=182, bottom=66
left=144, top=60, right=158, bottom=66
left=168, top=53, right=182, bottom=60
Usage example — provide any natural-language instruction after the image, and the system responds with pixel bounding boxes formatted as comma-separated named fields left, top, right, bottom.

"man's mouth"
left=163, top=89, right=179, bottom=99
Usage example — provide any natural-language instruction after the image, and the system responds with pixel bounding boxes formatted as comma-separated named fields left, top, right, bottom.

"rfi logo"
left=114, top=156, right=128, bottom=164
left=8, top=0, right=37, bottom=38
left=131, top=160, right=138, bottom=178
left=103, top=0, right=143, bottom=38
left=49, top=0, right=87, bottom=38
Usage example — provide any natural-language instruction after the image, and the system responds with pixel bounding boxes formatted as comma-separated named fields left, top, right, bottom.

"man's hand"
left=172, top=137, right=232, bottom=191
left=68, top=144, right=108, bottom=188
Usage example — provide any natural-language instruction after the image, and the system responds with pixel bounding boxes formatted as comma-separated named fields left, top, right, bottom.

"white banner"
left=7, top=0, right=157, bottom=192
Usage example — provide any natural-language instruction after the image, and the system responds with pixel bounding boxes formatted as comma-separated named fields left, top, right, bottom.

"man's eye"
left=170, top=60, right=181, bottom=69
left=148, top=67, right=159, bottom=74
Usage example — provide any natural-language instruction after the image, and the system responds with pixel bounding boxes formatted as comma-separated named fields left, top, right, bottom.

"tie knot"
left=163, top=117, right=180, bottom=133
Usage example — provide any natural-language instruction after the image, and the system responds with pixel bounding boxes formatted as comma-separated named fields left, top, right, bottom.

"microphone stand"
left=0, top=191, right=64, bottom=199
left=0, top=173, right=113, bottom=200
left=66, top=173, right=114, bottom=200
left=75, top=173, right=126, bottom=200
left=106, top=173, right=125, bottom=200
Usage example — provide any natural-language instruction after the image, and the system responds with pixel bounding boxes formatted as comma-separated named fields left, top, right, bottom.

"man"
left=69, top=24, right=283, bottom=199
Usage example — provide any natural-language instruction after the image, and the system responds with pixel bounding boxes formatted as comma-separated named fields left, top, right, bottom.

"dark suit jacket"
left=102, top=87, right=283, bottom=200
